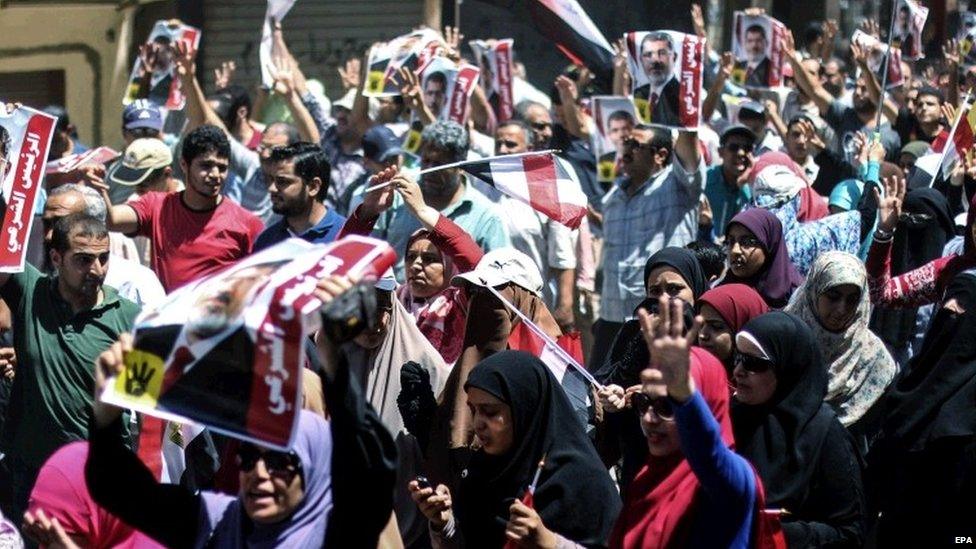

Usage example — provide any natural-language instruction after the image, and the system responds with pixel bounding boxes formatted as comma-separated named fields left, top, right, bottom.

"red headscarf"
left=609, top=348, right=737, bottom=549
left=749, top=151, right=829, bottom=222
left=699, top=284, right=770, bottom=334
left=29, top=442, right=164, bottom=548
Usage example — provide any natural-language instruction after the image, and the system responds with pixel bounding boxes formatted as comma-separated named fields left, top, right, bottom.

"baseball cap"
left=332, top=89, right=356, bottom=112
left=362, top=125, right=403, bottom=163
left=452, top=248, right=544, bottom=297
left=720, top=124, right=757, bottom=145
left=107, top=138, right=173, bottom=186
left=123, top=99, right=163, bottom=132
left=739, top=100, right=766, bottom=117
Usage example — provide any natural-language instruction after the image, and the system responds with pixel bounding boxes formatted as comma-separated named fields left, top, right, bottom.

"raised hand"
left=137, top=43, right=160, bottom=77
left=861, top=20, right=880, bottom=39
left=23, top=509, right=81, bottom=549
left=850, top=40, right=868, bottom=67
left=613, top=37, right=629, bottom=69
left=338, top=57, right=362, bottom=91
left=397, top=66, right=424, bottom=112
left=942, top=102, right=958, bottom=126
left=173, top=39, right=196, bottom=79
left=943, top=38, right=962, bottom=67
left=268, top=58, right=297, bottom=96
left=213, top=60, right=236, bottom=89
left=93, top=333, right=134, bottom=429
left=782, top=29, right=797, bottom=60
left=874, top=174, right=906, bottom=233
left=554, top=74, right=579, bottom=103
left=360, top=165, right=399, bottom=218
left=798, top=118, right=826, bottom=152
left=637, top=295, right=702, bottom=403
left=690, top=3, right=707, bottom=38
left=597, top=384, right=626, bottom=413
left=719, top=51, right=735, bottom=79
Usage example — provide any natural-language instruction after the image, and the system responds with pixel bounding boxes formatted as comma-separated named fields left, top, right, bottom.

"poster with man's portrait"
left=0, top=106, right=56, bottom=272
left=851, top=30, right=905, bottom=90
left=731, top=12, right=787, bottom=89
left=469, top=39, right=516, bottom=122
left=590, top=96, right=637, bottom=183
left=101, top=236, right=397, bottom=449
left=123, top=20, right=201, bottom=110
left=364, top=28, right=444, bottom=98
left=417, top=56, right=480, bottom=124
left=958, top=12, right=976, bottom=66
left=624, top=30, right=705, bottom=130
left=892, top=0, right=929, bottom=60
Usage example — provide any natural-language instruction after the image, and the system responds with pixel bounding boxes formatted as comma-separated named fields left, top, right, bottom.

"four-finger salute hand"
left=93, top=333, right=134, bottom=429
left=637, top=295, right=702, bottom=403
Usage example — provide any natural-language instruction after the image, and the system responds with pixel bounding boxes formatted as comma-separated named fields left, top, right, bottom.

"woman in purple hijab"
left=720, top=209, right=804, bottom=308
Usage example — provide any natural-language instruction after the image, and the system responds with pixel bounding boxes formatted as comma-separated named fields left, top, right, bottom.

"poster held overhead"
left=590, top=96, right=637, bottom=183
left=731, top=12, right=788, bottom=89
left=469, top=39, right=516, bottom=122
left=891, top=0, right=929, bottom=60
left=100, top=236, right=397, bottom=450
left=123, top=20, right=201, bottom=111
left=624, top=30, right=705, bottom=130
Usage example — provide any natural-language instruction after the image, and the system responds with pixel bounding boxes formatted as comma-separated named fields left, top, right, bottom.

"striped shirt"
left=599, top=156, right=705, bottom=322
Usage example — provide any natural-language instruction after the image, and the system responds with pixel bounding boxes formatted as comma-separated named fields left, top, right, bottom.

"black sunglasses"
left=734, top=352, right=776, bottom=374
left=236, top=444, right=303, bottom=480
left=632, top=393, right=675, bottom=421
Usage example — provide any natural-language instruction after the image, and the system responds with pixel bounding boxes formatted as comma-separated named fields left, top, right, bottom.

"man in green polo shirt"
left=0, top=213, right=140, bottom=519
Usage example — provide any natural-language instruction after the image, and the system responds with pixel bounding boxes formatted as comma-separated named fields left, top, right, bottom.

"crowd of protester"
left=0, top=5, right=974, bottom=548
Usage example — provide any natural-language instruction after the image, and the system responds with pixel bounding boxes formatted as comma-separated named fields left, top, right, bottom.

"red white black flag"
left=527, top=0, right=615, bottom=82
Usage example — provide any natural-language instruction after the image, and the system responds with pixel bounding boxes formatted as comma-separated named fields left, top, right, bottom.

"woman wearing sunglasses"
left=610, top=295, right=773, bottom=549
left=84, top=276, right=398, bottom=548
left=732, top=311, right=865, bottom=548
left=594, top=247, right=707, bottom=490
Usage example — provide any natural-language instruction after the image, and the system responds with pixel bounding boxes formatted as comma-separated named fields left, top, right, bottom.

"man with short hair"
left=894, top=86, right=947, bottom=145
left=515, top=100, right=554, bottom=150
left=705, top=125, right=756, bottom=237
left=423, top=71, right=448, bottom=117
left=253, top=142, right=345, bottom=251
left=0, top=213, right=140, bottom=520
left=634, top=32, right=681, bottom=126
left=361, top=121, right=510, bottom=280
left=783, top=115, right=820, bottom=180
left=44, top=184, right=165, bottom=307
left=97, top=125, right=264, bottom=293
left=592, top=125, right=704, bottom=365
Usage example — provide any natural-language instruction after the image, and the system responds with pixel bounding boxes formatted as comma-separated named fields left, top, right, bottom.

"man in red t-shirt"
left=96, top=125, right=264, bottom=292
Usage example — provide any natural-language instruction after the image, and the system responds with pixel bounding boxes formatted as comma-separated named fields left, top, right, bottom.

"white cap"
left=452, top=248, right=544, bottom=297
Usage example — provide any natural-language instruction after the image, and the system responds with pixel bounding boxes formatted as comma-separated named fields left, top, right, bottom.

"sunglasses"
left=734, top=352, right=775, bottom=374
left=236, top=444, right=303, bottom=480
left=632, top=392, right=675, bottom=421
left=722, top=142, right=751, bottom=154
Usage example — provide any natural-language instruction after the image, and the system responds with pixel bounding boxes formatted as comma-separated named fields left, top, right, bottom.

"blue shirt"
left=704, top=165, right=751, bottom=238
left=372, top=181, right=510, bottom=281
left=252, top=207, right=346, bottom=252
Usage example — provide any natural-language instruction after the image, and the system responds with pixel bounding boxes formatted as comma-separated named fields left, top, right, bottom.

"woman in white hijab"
left=785, top=251, right=897, bottom=440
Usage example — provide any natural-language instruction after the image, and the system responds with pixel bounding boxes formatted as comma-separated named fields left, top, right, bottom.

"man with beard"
left=252, top=142, right=345, bottom=252
left=633, top=32, right=681, bottom=126
left=423, top=71, right=449, bottom=118
left=360, top=120, right=509, bottom=281
left=96, top=125, right=264, bottom=293
left=0, top=213, right=140, bottom=522
left=742, top=24, right=772, bottom=87
left=786, top=35, right=901, bottom=160
left=704, top=125, right=756, bottom=237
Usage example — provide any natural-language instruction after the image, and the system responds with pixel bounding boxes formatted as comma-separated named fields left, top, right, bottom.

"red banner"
left=0, top=108, right=56, bottom=272
left=449, top=63, right=481, bottom=123
left=679, top=35, right=704, bottom=128
left=495, top=40, right=515, bottom=122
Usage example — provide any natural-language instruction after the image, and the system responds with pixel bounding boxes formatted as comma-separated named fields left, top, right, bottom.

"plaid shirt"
left=599, top=156, right=705, bottom=322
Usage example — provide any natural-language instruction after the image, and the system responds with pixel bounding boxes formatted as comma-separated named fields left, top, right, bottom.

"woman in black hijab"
left=867, top=271, right=976, bottom=546
left=732, top=311, right=865, bottom=548
left=410, top=351, right=621, bottom=548
left=869, top=188, right=955, bottom=364
left=593, top=247, right=707, bottom=490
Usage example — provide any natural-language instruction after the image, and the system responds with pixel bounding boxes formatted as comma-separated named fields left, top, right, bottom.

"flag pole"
left=929, top=87, right=974, bottom=188
left=873, top=0, right=899, bottom=134
left=362, top=149, right=561, bottom=193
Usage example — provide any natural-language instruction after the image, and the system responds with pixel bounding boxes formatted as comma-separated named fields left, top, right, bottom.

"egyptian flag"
left=526, top=0, right=615, bottom=84
left=460, top=151, right=588, bottom=229
left=936, top=97, right=976, bottom=179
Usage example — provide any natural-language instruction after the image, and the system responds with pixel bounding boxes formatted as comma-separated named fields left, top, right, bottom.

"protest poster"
left=123, top=20, right=201, bottom=111
left=101, top=236, right=397, bottom=450
left=731, top=12, right=788, bottom=89
left=0, top=106, right=56, bottom=273
left=469, top=39, right=516, bottom=122
left=624, top=30, right=705, bottom=129
left=590, top=96, right=637, bottom=183
left=958, top=11, right=976, bottom=41
left=417, top=56, right=481, bottom=124
left=892, top=0, right=929, bottom=60
left=45, top=146, right=119, bottom=176
left=852, top=30, right=905, bottom=90
left=259, top=0, right=298, bottom=88
left=364, top=28, right=444, bottom=98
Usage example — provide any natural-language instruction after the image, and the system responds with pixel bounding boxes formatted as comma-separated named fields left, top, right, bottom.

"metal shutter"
left=200, top=0, right=425, bottom=98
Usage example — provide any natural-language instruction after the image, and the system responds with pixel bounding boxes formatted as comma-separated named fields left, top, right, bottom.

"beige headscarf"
left=785, top=251, right=897, bottom=426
